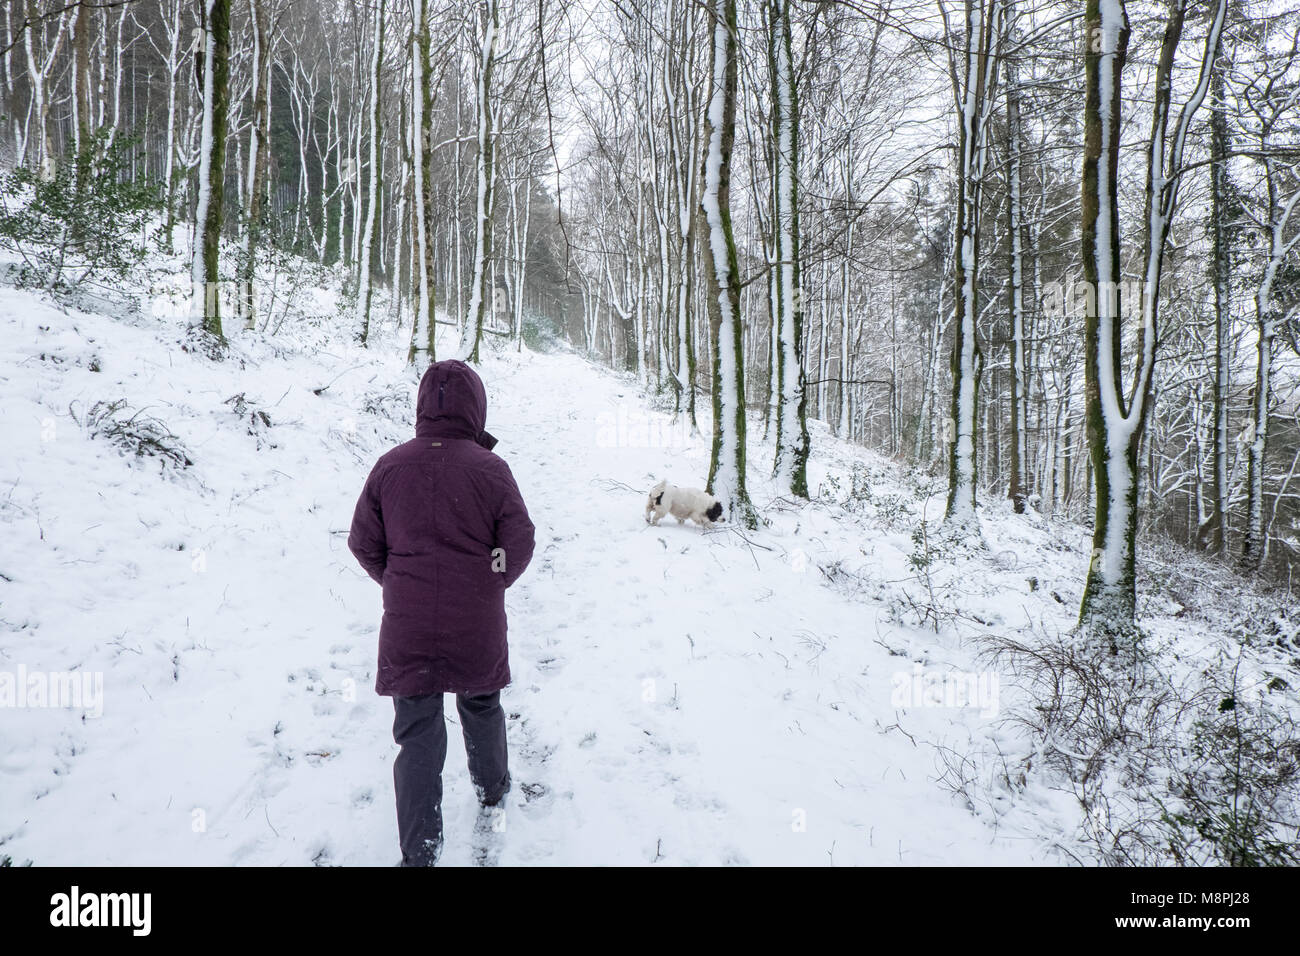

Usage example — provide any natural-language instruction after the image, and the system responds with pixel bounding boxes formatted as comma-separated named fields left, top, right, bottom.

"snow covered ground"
left=1, top=277, right=1290, bottom=866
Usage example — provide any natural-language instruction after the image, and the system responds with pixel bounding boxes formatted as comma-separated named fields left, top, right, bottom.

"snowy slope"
left=9, top=279, right=1282, bottom=866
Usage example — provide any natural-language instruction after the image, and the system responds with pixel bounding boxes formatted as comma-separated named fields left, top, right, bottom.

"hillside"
left=1, top=283, right=1296, bottom=866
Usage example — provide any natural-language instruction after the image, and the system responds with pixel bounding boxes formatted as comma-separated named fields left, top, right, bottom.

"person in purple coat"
left=348, top=360, right=535, bottom=866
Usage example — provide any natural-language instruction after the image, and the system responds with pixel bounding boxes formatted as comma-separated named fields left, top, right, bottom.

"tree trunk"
left=701, top=0, right=756, bottom=528
left=1078, top=0, right=1225, bottom=648
left=355, top=0, right=385, bottom=346
left=1005, top=4, right=1029, bottom=513
left=409, top=0, right=437, bottom=365
left=1198, top=65, right=1232, bottom=554
left=768, top=0, right=810, bottom=498
left=944, top=0, right=1001, bottom=526
left=460, top=0, right=498, bottom=364
left=241, top=0, right=272, bottom=331
left=191, top=0, right=231, bottom=341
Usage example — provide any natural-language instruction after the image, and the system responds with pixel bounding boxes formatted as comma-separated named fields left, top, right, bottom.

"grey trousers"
left=392, top=690, right=510, bottom=866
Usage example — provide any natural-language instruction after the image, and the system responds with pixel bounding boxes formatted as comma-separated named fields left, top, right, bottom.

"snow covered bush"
left=75, top=398, right=192, bottom=472
left=0, top=134, right=161, bottom=299
left=1161, top=673, right=1300, bottom=866
left=979, top=631, right=1300, bottom=866
left=223, top=393, right=276, bottom=450
left=361, top=382, right=414, bottom=426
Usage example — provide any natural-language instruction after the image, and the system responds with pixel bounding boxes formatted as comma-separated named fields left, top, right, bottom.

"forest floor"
left=1, top=273, right=1295, bottom=866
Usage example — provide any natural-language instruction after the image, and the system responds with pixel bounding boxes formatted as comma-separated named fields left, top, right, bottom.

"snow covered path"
left=1, top=291, right=1051, bottom=866
left=468, top=351, right=1041, bottom=866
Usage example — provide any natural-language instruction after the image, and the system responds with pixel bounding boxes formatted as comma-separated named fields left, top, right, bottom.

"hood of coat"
left=414, top=360, right=496, bottom=448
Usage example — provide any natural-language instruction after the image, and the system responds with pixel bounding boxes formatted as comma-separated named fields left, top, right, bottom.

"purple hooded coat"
left=348, top=361, right=535, bottom=697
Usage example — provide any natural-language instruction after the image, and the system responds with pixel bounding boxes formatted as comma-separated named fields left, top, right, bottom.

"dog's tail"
left=706, top=500, right=724, bottom=523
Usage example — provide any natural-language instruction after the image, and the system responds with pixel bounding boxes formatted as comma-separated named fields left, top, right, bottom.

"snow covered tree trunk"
left=512, top=170, right=531, bottom=352
left=915, top=253, right=949, bottom=463
left=764, top=0, right=806, bottom=494
left=701, top=0, right=757, bottom=529
left=392, top=84, right=410, bottom=330
left=349, top=73, right=364, bottom=270
left=1078, top=0, right=1225, bottom=647
left=354, top=0, right=385, bottom=347
left=631, top=180, right=648, bottom=381
left=1238, top=26, right=1300, bottom=570
left=1, top=6, right=18, bottom=166
left=838, top=234, right=852, bottom=438
left=241, top=0, right=272, bottom=331
left=677, top=180, right=699, bottom=432
left=191, top=0, right=230, bottom=341
left=1241, top=187, right=1300, bottom=570
left=1076, top=0, right=1138, bottom=647
left=23, top=2, right=72, bottom=171
left=836, top=137, right=853, bottom=441
left=942, top=0, right=1003, bottom=527
left=1005, top=6, right=1028, bottom=514
left=1079, top=0, right=1138, bottom=647
left=460, top=0, right=498, bottom=364
left=408, top=0, right=437, bottom=365
left=666, top=0, right=701, bottom=433
left=1198, top=65, right=1232, bottom=554
left=670, top=44, right=702, bottom=429
left=160, top=0, right=185, bottom=253
left=835, top=117, right=854, bottom=440
left=70, top=5, right=91, bottom=157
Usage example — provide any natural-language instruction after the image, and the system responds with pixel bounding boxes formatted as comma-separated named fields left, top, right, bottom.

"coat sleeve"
left=492, top=460, right=535, bottom=589
left=348, top=463, right=388, bottom=585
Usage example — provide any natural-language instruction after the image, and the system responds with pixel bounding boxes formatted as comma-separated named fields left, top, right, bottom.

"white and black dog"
left=644, top=479, right=724, bottom=529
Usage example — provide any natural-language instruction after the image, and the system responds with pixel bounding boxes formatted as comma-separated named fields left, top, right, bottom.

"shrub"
left=0, top=133, right=162, bottom=299
left=75, top=399, right=192, bottom=472
left=967, top=633, right=1300, bottom=865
